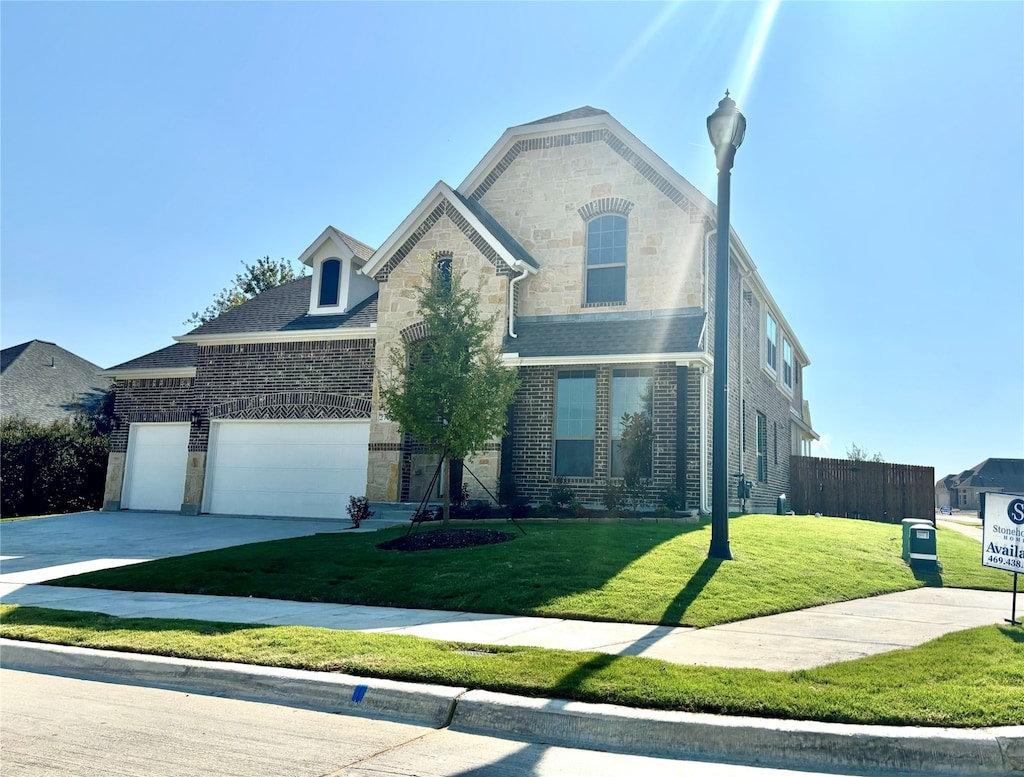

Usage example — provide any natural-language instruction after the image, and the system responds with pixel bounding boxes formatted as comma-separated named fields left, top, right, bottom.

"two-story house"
left=102, top=107, right=817, bottom=519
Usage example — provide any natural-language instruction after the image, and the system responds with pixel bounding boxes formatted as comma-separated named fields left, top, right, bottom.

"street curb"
left=451, top=690, right=1024, bottom=775
left=3, top=639, right=1021, bottom=775
left=0, top=639, right=464, bottom=729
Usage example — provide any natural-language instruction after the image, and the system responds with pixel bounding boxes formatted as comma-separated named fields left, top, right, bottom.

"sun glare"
left=731, top=0, right=781, bottom=104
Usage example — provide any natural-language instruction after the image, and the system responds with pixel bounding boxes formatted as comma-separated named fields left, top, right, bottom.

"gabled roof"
left=458, top=107, right=813, bottom=368
left=297, top=226, right=374, bottom=267
left=361, top=181, right=538, bottom=280
left=954, top=458, right=1024, bottom=492
left=178, top=276, right=377, bottom=341
left=0, top=340, right=110, bottom=424
left=525, top=106, right=610, bottom=125
left=505, top=309, right=706, bottom=361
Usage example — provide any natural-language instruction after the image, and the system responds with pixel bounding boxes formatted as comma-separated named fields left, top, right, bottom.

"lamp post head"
left=707, top=90, right=746, bottom=171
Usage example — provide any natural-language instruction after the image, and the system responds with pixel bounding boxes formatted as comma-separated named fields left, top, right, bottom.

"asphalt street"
left=1, top=669, right=925, bottom=777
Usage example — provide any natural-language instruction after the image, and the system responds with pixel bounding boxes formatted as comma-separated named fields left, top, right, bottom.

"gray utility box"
left=776, top=494, right=790, bottom=515
left=901, top=518, right=938, bottom=570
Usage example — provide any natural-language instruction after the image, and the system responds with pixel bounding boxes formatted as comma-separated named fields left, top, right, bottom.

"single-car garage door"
left=203, top=420, right=370, bottom=520
left=122, top=422, right=190, bottom=512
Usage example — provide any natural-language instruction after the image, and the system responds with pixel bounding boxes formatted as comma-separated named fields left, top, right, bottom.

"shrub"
left=661, top=484, right=687, bottom=513
left=1, top=417, right=110, bottom=518
left=602, top=481, right=625, bottom=513
left=346, top=496, right=375, bottom=528
left=549, top=486, right=575, bottom=511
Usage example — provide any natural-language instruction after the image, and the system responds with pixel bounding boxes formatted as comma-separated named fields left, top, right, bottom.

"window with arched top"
left=319, top=259, right=341, bottom=307
left=585, top=214, right=627, bottom=304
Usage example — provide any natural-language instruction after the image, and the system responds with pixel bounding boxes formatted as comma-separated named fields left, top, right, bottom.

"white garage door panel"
left=122, top=423, right=190, bottom=512
left=204, top=421, right=369, bottom=519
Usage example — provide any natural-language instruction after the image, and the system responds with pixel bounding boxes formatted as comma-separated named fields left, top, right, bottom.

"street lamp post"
left=707, top=91, right=746, bottom=561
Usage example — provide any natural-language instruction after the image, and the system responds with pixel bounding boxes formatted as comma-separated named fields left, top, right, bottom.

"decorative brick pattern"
left=209, top=392, right=370, bottom=420
left=400, top=321, right=428, bottom=343
left=373, top=200, right=515, bottom=283
left=471, top=129, right=703, bottom=223
left=111, top=377, right=195, bottom=453
left=577, top=197, right=634, bottom=221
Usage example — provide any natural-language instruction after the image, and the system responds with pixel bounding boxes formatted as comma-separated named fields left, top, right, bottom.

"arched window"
left=319, top=259, right=341, bottom=307
left=585, top=214, right=627, bottom=304
left=435, top=254, right=452, bottom=297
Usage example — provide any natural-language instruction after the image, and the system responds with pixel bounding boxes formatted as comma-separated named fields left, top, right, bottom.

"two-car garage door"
left=202, top=420, right=370, bottom=520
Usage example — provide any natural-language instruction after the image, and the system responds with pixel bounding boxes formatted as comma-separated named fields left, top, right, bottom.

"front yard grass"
left=51, top=515, right=1011, bottom=628
left=2, top=604, right=1021, bottom=728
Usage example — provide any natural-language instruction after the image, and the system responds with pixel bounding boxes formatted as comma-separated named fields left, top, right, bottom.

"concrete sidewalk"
left=0, top=582, right=1014, bottom=671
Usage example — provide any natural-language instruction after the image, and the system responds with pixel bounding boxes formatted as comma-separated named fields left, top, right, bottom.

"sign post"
left=980, top=491, right=1024, bottom=626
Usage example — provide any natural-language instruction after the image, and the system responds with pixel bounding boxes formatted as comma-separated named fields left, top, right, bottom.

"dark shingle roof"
left=506, top=309, right=705, bottom=358
left=109, top=342, right=198, bottom=372
left=186, top=276, right=377, bottom=336
left=455, top=192, right=539, bottom=270
left=525, top=107, right=609, bottom=126
left=956, top=458, right=1024, bottom=492
left=331, top=227, right=375, bottom=262
left=0, top=340, right=111, bottom=424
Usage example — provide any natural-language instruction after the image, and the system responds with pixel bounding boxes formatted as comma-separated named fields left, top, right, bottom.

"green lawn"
left=2, top=604, right=1021, bottom=728
left=51, top=515, right=1010, bottom=628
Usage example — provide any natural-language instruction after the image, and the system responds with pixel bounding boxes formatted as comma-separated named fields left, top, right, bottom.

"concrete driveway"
left=0, top=510, right=405, bottom=585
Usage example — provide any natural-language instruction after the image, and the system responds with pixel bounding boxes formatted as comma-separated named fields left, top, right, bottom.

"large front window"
left=611, top=368, right=652, bottom=478
left=585, top=215, right=626, bottom=304
left=555, top=370, right=596, bottom=477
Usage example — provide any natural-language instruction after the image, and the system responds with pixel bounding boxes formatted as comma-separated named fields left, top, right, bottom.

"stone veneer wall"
left=367, top=213, right=509, bottom=503
left=475, top=138, right=707, bottom=319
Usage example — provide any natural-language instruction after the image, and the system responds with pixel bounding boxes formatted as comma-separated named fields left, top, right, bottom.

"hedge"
left=1, top=417, right=109, bottom=518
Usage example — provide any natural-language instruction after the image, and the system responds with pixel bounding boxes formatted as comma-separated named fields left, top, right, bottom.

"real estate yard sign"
left=981, top=492, right=1023, bottom=625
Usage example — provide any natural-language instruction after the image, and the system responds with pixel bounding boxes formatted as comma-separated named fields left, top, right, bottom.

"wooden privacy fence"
left=789, top=456, right=935, bottom=522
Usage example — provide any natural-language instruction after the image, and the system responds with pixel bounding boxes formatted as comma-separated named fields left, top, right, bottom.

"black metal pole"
left=709, top=144, right=736, bottom=560
left=1007, top=572, right=1020, bottom=626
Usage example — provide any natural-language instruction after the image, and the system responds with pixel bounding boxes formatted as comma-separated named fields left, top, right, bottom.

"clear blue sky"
left=2, top=1, right=1021, bottom=481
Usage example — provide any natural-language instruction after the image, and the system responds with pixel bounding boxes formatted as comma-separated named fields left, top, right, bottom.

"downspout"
left=737, top=266, right=752, bottom=483
left=700, top=365, right=711, bottom=514
left=700, top=229, right=715, bottom=515
left=507, top=261, right=528, bottom=338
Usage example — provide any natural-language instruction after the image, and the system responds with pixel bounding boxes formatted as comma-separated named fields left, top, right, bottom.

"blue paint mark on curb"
left=352, top=684, right=368, bottom=703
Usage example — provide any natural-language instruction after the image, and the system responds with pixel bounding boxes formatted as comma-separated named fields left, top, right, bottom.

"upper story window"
left=555, top=370, right=596, bottom=477
left=765, top=312, right=778, bottom=373
left=756, top=412, right=768, bottom=482
left=435, top=254, right=452, bottom=297
left=318, top=259, right=341, bottom=307
left=585, top=214, right=627, bottom=305
left=782, top=338, right=793, bottom=389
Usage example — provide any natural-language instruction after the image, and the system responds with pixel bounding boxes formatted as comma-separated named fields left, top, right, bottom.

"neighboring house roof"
left=108, top=342, right=198, bottom=373
left=953, top=458, right=1024, bottom=492
left=181, top=277, right=378, bottom=338
left=506, top=309, right=706, bottom=360
left=0, top=340, right=110, bottom=424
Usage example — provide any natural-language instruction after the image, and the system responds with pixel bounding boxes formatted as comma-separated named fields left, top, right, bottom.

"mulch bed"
left=377, top=528, right=516, bottom=552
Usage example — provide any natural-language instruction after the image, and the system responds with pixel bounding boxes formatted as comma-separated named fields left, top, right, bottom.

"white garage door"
left=203, top=420, right=370, bottom=520
left=122, top=423, right=190, bottom=512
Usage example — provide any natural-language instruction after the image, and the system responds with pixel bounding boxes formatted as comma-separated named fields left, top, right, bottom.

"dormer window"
left=319, top=259, right=341, bottom=307
left=585, top=214, right=627, bottom=305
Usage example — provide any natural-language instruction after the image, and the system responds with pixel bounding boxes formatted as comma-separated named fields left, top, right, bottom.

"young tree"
left=185, top=256, right=306, bottom=327
left=847, top=442, right=884, bottom=463
left=378, top=260, right=519, bottom=527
